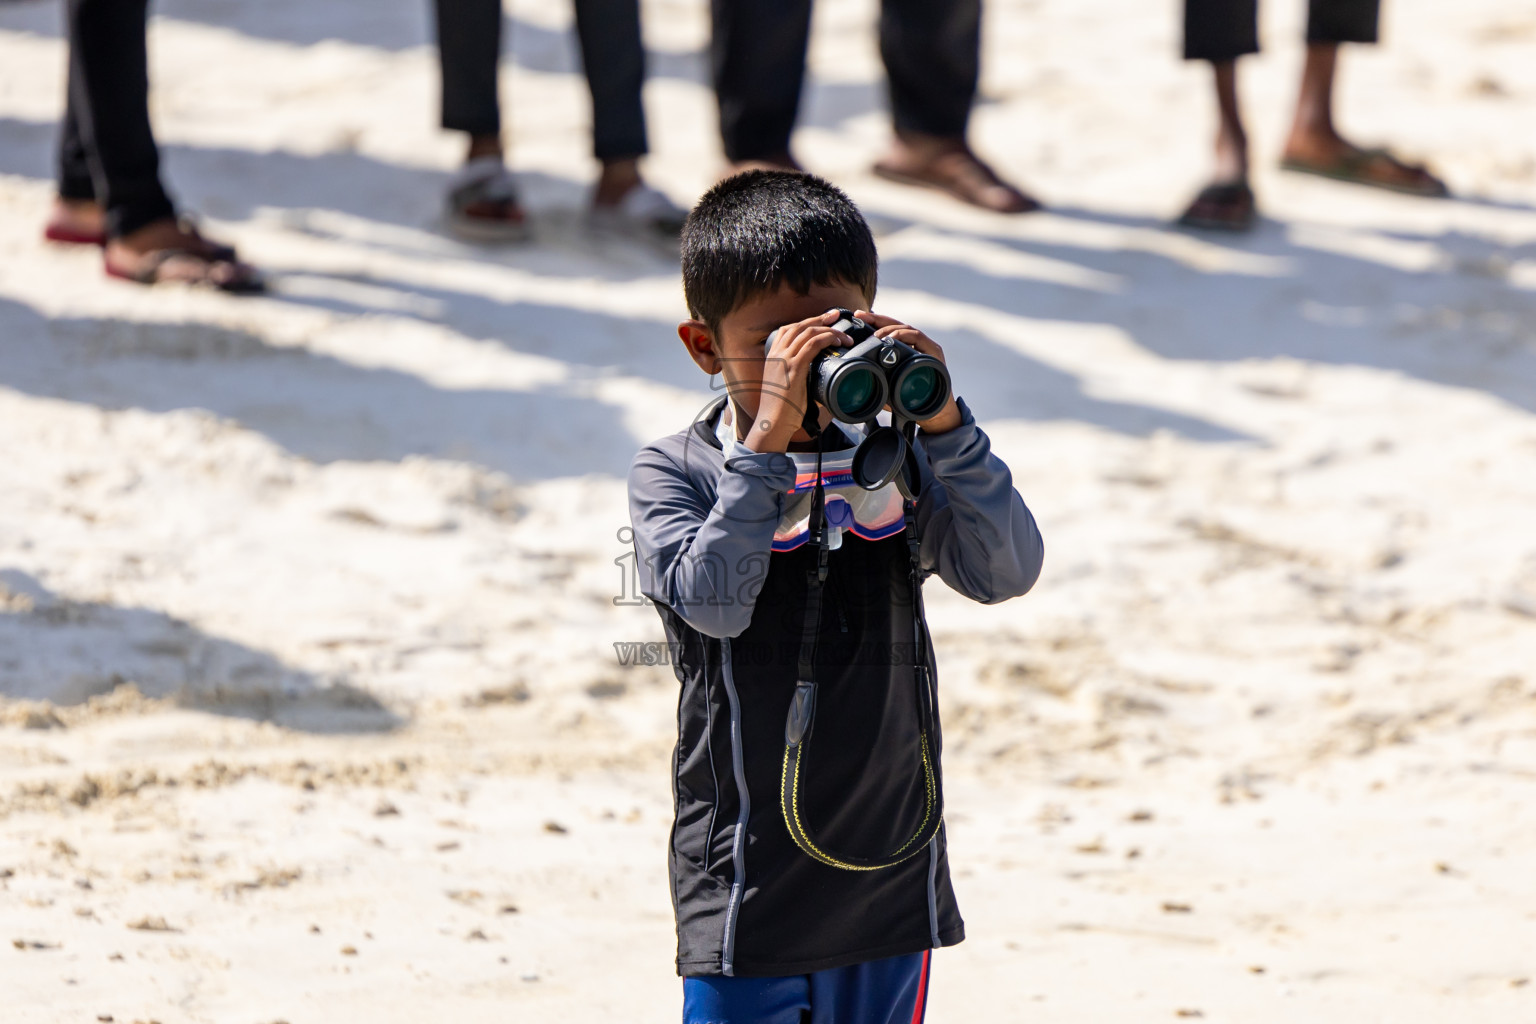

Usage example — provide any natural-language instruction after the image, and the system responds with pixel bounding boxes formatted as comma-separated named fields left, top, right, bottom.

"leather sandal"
left=104, top=246, right=265, bottom=293
left=1177, top=180, right=1257, bottom=231
left=1280, top=146, right=1449, bottom=198
left=873, top=147, right=1041, bottom=214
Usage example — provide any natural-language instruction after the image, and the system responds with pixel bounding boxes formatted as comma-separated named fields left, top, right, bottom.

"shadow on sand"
left=0, top=568, right=400, bottom=732
left=3, top=114, right=1535, bottom=459
left=869, top=200, right=1536, bottom=417
left=0, top=296, right=644, bottom=479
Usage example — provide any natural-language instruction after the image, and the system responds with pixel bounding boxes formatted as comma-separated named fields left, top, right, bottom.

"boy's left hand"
left=854, top=311, right=964, bottom=435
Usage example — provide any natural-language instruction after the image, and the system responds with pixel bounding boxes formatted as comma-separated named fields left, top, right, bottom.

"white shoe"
left=588, top=183, right=687, bottom=239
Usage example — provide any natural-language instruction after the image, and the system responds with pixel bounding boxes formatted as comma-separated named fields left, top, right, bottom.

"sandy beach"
left=2, top=0, right=1535, bottom=1020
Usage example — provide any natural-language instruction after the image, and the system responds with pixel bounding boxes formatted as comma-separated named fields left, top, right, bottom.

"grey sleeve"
left=627, top=441, right=797, bottom=639
left=912, top=396, right=1044, bottom=604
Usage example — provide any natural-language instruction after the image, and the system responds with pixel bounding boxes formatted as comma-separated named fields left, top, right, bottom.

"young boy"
left=627, top=170, right=1043, bottom=1023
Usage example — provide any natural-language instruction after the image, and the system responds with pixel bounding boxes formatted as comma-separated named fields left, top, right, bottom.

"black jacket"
left=627, top=395, right=1043, bottom=977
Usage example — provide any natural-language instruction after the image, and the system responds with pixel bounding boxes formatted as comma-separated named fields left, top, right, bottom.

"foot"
left=104, top=217, right=262, bottom=292
left=591, top=157, right=687, bottom=236
left=593, top=157, right=644, bottom=207
left=44, top=197, right=107, bottom=246
left=1280, top=130, right=1448, bottom=197
left=872, top=132, right=1039, bottom=214
left=1177, top=179, right=1256, bottom=231
left=590, top=180, right=688, bottom=238
left=444, top=156, right=530, bottom=242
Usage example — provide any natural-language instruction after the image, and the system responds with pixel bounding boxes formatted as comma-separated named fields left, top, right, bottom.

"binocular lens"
left=850, top=425, right=907, bottom=490
left=896, top=365, right=945, bottom=419
left=830, top=366, right=885, bottom=421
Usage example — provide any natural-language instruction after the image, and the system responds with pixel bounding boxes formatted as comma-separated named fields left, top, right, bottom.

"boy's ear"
left=678, top=320, right=722, bottom=375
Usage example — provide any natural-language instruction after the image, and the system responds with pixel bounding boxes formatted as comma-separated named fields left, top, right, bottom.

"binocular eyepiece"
left=766, top=309, right=953, bottom=497
left=806, top=311, right=952, bottom=425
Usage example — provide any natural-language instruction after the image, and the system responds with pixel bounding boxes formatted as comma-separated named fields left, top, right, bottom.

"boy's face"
left=678, top=280, right=871, bottom=441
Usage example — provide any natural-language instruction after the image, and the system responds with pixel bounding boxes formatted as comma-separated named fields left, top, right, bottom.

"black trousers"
left=433, top=0, right=648, bottom=161
left=1184, top=0, right=1380, bottom=63
left=57, top=0, right=177, bottom=238
left=710, top=0, right=980, bottom=164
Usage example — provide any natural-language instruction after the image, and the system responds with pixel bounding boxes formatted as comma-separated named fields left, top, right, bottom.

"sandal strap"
left=173, top=216, right=238, bottom=261
left=1192, top=181, right=1253, bottom=203
left=617, top=183, right=684, bottom=221
left=1288, top=146, right=1428, bottom=179
left=109, top=246, right=198, bottom=284
left=448, top=157, right=520, bottom=208
left=876, top=147, right=1037, bottom=212
left=932, top=150, right=1013, bottom=196
left=108, top=246, right=261, bottom=292
left=1361, top=147, right=1432, bottom=177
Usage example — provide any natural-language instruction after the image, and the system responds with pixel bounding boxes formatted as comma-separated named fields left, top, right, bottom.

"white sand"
left=2, top=0, right=1535, bottom=1020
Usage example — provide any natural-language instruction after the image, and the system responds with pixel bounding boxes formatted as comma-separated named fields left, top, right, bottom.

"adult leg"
left=65, top=0, right=258, bottom=288
left=1288, top=0, right=1378, bottom=155
left=709, top=0, right=811, bottom=168
left=57, top=87, right=95, bottom=205
left=1184, top=0, right=1257, bottom=182
left=1176, top=0, right=1259, bottom=229
left=573, top=0, right=685, bottom=233
left=44, top=64, right=106, bottom=245
left=574, top=0, right=647, bottom=165
left=64, top=0, right=174, bottom=239
left=434, top=0, right=503, bottom=154
left=1280, top=0, right=1445, bottom=195
left=872, top=0, right=1036, bottom=213
left=434, top=0, right=527, bottom=239
left=881, top=0, right=978, bottom=141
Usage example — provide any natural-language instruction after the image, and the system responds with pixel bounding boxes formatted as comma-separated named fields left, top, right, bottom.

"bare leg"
left=1176, top=59, right=1256, bottom=229
left=593, top=157, right=641, bottom=207
left=1280, top=42, right=1446, bottom=194
left=1282, top=42, right=1345, bottom=161
left=1211, top=61, right=1248, bottom=183
left=466, top=133, right=503, bottom=163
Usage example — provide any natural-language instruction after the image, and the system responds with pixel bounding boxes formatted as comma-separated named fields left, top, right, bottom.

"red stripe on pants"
left=909, top=950, right=932, bottom=1024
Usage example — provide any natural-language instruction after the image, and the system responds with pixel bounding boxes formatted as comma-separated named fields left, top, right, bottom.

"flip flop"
left=872, top=148, right=1041, bottom=214
left=43, top=199, right=107, bottom=247
left=104, top=247, right=265, bottom=293
left=444, top=156, right=531, bottom=242
left=1280, top=147, right=1449, bottom=197
left=1177, top=181, right=1256, bottom=231
left=43, top=221, right=107, bottom=247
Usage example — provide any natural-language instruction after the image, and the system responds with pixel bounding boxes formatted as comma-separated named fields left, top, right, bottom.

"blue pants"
left=683, top=951, right=931, bottom=1024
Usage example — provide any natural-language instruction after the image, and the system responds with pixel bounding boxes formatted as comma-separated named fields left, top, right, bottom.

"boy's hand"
left=742, top=309, right=850, bottom=453
left=855, top=311, right=964, bottom=435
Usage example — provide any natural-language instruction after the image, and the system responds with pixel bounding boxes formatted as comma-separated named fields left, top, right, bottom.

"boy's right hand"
left=742, top=309, right=850, bottom=454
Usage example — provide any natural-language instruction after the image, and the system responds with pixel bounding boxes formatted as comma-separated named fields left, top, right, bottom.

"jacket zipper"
left=829, top=570, right=849, bottom=633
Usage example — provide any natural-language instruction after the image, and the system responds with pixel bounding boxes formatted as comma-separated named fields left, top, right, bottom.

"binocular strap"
left=778, top=476, right=944, bottom=872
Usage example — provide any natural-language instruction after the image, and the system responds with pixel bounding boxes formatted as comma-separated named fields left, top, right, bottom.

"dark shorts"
left=1184, top=0, right=1381, bottom=63
left=682, top=951, right=932, bottom=1024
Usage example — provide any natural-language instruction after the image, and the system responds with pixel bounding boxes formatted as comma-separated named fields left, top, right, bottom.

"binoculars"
left=768, top=309, right=953, bottom=497
left=808, top=311, right=951, bottom=425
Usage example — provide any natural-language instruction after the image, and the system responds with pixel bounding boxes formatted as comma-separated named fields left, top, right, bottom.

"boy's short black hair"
left=680, top=170, right=877, bottom=330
